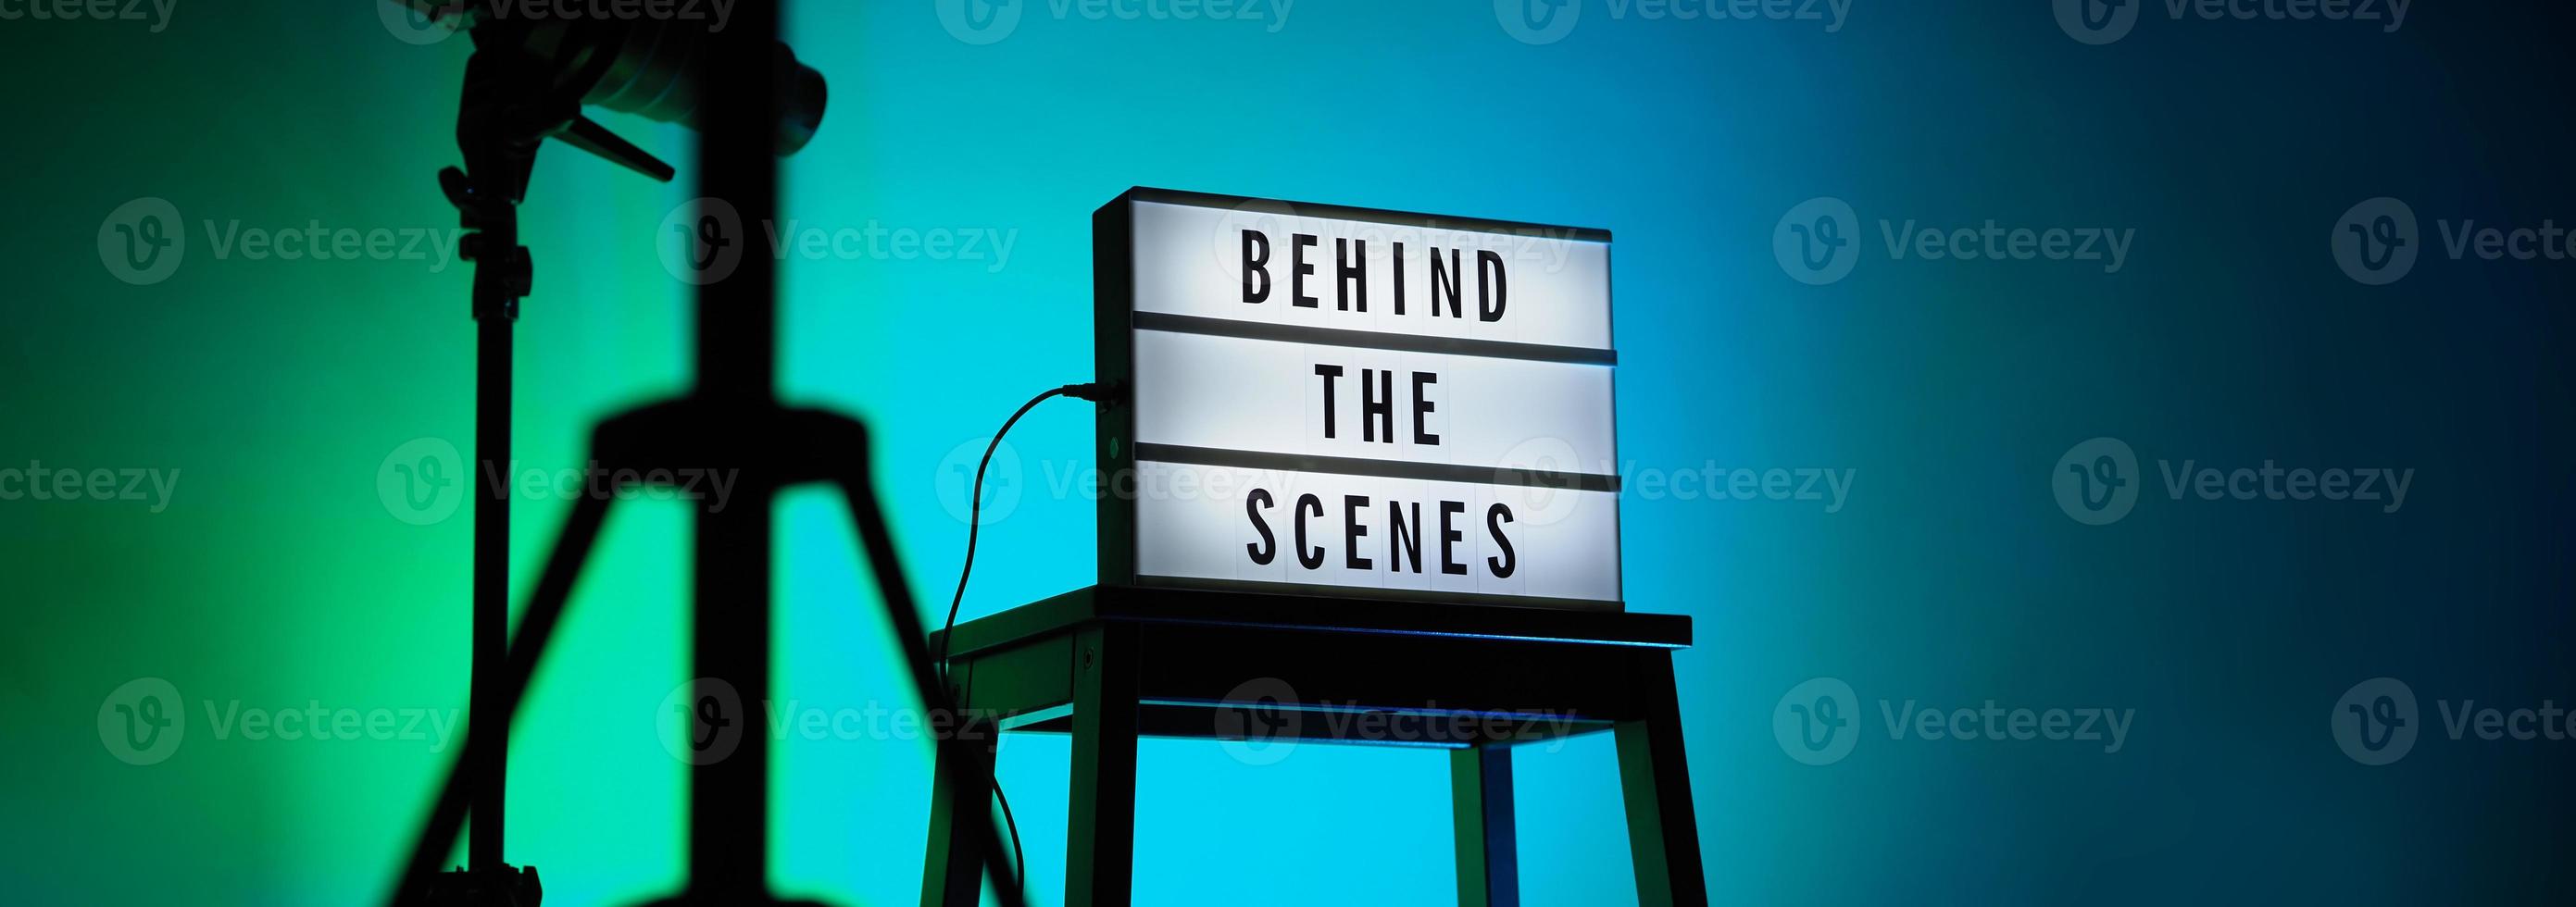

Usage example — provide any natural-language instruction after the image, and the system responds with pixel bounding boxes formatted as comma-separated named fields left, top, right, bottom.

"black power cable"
left=939, top=381, right=1110, bottom=893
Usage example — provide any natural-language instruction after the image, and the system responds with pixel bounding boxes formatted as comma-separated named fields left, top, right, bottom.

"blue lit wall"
left=6, top=2, right=2570, bottom=904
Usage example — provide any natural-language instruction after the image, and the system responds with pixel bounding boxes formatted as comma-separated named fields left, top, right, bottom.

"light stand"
left=391, top=3, right=1027, bottom=904
left=420, top=27, right=680, bottom=905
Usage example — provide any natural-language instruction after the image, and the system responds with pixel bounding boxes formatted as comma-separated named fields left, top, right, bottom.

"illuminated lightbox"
left=1094, top=189, right=1619, bottom=608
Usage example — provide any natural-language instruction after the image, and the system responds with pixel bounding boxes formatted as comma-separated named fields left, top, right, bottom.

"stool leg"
left=1450, top=745, right=1519, bottom=907
left=920, top=665, right=996, bottom=907
left=1615, top=652, right=1707, bottom=907
left=1068, top=624, right=1139, bottom=907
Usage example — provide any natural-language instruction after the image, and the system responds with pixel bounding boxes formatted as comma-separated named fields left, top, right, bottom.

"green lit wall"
left=5, top=3, right=2571, bottom=905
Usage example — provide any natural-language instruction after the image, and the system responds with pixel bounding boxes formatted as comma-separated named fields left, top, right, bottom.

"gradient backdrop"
left=4, top=2, right=2571, bottom=904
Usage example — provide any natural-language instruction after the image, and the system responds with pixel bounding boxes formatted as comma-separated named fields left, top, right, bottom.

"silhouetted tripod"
left=387, top=3, right=1023, bottom=904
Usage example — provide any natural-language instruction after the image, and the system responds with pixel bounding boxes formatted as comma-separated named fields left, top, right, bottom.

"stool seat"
left=933, top=584, right=1690, bottom=656
left=922, top=584, right=1707, bottom=907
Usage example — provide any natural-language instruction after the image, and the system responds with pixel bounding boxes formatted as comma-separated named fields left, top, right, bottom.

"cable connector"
left=1058, top=381, right=1121, bottom=404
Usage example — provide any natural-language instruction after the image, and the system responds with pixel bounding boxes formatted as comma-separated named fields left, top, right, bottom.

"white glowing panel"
left=1130, top=464, right=1622, bottom=603
left=1130, top=329, right=1617, bottom=472
left=1129, top=199, right=1613, bottom=350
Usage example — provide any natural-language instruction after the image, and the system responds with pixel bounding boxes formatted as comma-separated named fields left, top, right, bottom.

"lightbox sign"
left=1094, top=188, right=1619, bottom=608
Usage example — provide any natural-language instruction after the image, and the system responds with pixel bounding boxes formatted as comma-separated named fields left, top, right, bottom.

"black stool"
left=920, top=585, right=1704, bottom=907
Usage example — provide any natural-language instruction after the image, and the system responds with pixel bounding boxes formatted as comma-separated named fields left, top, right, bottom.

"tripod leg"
left=832, top=475, right=1028, bottom=907
left=393, top=490, right=619, bottom=906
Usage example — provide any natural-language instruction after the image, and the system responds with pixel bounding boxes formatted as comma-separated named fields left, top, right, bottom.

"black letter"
left=1242, top=230, right=1271, bottom=304
left=1430, top=247, right=1463, bottom=318
left=1244, top=488, right=1276, bottom=565
left=1361, top=368, right=1394, bottom=443
left=1335, top=238, right=1367, bottom=312
left=1477, top=249, right=1507, bottom=322
left=1485, top=503, right=1517, bottom=578
left=1391, top=242, right=1407, bottom=315
left=1411, top=371, right=1440, bottom=446
left=1439, top=501, right=1468, bottom=576
left=1292, top=233, right=1319, bottom=308
left=1343, top=495, right=1373, bottom=570
left=1313, top=364, right=1344, bottom=440
left=1389, top=501, right=1422, bottom=574
left=1294, top=493, right=1325, bottom=570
